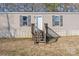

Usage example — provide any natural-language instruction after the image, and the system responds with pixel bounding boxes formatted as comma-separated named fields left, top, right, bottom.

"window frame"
left=20, top=15, right=31, bottom=27
left=52, top=15, right=63, bottom=26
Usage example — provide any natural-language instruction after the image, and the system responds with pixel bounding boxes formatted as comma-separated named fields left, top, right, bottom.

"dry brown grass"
left=0, top=36, right=79, bottom=56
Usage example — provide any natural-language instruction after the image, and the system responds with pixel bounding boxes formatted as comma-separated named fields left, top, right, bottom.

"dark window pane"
left=23, top=16, right=27, bottom=26
left=53, top=16, right=60, bottom=26
left=23, top=16, right=27, bottom=21
left=54, top=16, right=60, bottom=21
left=23, top=22, right=27, bottom=26
left=20, top=16, right=27, bottom=26
left=55, top=21, right=59, bottom=25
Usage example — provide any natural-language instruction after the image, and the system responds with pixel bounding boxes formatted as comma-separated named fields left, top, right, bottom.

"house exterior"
left=0, top=12, right=79, bottom=38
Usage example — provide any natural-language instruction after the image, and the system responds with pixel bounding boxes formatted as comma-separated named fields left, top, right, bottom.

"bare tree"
left=6, top=13, right=12, bottom=38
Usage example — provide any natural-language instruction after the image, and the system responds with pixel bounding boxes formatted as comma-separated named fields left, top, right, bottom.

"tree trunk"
left=6, top=13, right=12, bottom=38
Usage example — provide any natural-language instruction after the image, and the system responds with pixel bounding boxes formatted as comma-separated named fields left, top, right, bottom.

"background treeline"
left=0, top=3, right=79, bottom=12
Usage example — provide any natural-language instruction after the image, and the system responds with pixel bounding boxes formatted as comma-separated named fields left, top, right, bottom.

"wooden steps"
left=31, top=24, right=47, bottom=44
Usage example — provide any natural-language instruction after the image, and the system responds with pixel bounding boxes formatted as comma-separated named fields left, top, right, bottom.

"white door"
left=35, top=16, right=43, bottom=31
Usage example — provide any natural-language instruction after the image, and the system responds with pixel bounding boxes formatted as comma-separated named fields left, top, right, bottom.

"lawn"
left=0, top=36, right=79, bottom=56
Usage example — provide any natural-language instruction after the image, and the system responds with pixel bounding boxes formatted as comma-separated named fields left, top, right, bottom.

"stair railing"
left=31, top=23, right=47, bottom=43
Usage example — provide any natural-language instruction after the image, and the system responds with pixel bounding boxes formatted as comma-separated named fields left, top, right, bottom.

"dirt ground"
left=0, top=36, right=79, bottom=56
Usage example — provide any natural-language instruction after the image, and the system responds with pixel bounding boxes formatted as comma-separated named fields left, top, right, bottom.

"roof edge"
left=0, top=12, right=79, bottom=14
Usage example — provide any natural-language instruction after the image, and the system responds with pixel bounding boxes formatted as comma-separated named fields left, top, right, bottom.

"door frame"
left=34, top=15, right=43, bottom=31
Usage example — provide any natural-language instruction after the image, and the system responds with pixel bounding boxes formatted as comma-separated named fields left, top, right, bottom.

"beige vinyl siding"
left=0, top=12, right=79, bottom=38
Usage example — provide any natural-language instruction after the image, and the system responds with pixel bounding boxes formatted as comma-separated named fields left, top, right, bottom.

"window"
left=52, top=15, right=63, bottom=26
left=20, top=15, right=31, bottom=26
left=23, top=16, right=27, bottom=26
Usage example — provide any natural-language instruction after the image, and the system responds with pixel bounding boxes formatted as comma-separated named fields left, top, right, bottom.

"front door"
left=35, top=16, right=43, bottom=31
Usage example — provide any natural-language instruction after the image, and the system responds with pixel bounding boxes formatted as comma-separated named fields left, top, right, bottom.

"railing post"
left=44, top=23, right=48, bottom=43
left=31, top=23, right=35, bottom=34
left=31, top=23, right=35, bottom=41
left=31, top=23, right=38, bottom=44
